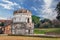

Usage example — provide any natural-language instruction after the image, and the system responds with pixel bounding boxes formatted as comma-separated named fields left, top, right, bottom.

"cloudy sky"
left=0, top=0, right=60, bottom=20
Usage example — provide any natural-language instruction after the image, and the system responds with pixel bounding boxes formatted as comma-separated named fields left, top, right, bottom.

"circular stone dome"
left=14, top=9, right=31, bottom=14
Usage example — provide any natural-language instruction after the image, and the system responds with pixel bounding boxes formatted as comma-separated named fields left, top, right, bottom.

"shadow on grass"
left=8, top=34, right=60, bottom=38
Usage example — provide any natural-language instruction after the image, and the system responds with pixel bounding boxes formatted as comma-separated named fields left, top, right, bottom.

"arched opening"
left=28, top=29, right=30, bottom=34
left=27, top=18, right=29, bottom=23
left=0, top=27, right=4, bottom=34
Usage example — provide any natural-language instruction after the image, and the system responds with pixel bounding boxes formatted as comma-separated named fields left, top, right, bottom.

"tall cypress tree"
left=56, top=2, right=60, bottom=20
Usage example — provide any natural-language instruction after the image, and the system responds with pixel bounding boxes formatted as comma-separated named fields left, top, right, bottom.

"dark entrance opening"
left=28, top=30, right=30, bottom=34
left=0, top=28, right=4, bottom=34
left=27, top=18, right=29, bottom=23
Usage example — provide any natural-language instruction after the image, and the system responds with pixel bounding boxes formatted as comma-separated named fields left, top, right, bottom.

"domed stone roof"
left=14, top=9, right=31, bottom=15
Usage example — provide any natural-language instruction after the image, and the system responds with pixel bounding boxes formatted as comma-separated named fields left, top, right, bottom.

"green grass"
left=34, top=28, right=60, bottom=34
left=34, top=29, right=46, bottom=34
left=48, top=28, right=60, bottom=34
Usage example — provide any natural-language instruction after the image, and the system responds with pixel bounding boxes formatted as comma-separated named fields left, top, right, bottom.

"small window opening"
left=27, top=18, right=29, bottom=23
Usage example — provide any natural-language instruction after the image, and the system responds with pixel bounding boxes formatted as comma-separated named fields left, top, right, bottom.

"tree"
left=55, top=2, right=60, bottom=27
left=0, top=22, right=4, bottom=26
left=52, top=20, right=60, bottom=28
left=32, top=15, right=40, bottom=28
left=40, top=19, right=53, bottom=28
left=56, top=2, right=60, bottom=20
left=40, top=19, right=51, bottom=23
left=40, top=22, right=51, bottom=28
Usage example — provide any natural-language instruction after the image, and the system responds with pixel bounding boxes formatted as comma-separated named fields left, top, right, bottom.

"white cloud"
left=0, top=3, right=13, bottom=9
left=0, top=16, right=11, bottom=20
left=0, top=17, right=7, bottom=20
left=33, top=0, right=41, bottom=2
left=0, top=0, right=21, bottom=10
left=2, top=0, right=13, bottom=4
left=31, top=7, right=38, bottom=11
left=39, top=0, right=58, bottom=20
left=43, top=0, right=52, bottom=7
left=42, top=10, right=57, bottom=20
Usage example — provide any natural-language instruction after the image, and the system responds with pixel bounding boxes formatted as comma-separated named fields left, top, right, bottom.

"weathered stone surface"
left=11, top=9, right=34, bottom=35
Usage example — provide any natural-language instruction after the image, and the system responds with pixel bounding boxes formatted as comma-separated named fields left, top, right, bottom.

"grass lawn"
left=0, top=36, right=60, bottom=40
left=0, top=28, right=60, bottom=40
left=34, top=29, right=46, bottom=34
left=34, top=28, right=60, bottom=34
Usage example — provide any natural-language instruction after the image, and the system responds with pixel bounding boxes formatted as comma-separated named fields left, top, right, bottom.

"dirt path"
left=0, top=36, right=60, bottom=40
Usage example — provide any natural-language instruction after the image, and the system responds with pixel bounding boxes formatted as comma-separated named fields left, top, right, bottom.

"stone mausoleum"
left=11, top=9, right=34, bottom=35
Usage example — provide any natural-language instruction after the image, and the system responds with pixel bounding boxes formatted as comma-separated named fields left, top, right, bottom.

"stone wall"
left=11, top=9, right=34, bottom=35
left=11, top=23, right=34, bottom=35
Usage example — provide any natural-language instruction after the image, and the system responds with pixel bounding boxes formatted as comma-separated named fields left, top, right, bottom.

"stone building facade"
left=11, top=9, right=34, bottom=35
left=4, top=24, right=11, bottom=34
left=0, top=20, right=12, bottom=34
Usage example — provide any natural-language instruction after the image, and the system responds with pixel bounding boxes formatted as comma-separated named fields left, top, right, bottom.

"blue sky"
left=0, top=0, right=60, bottom=20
